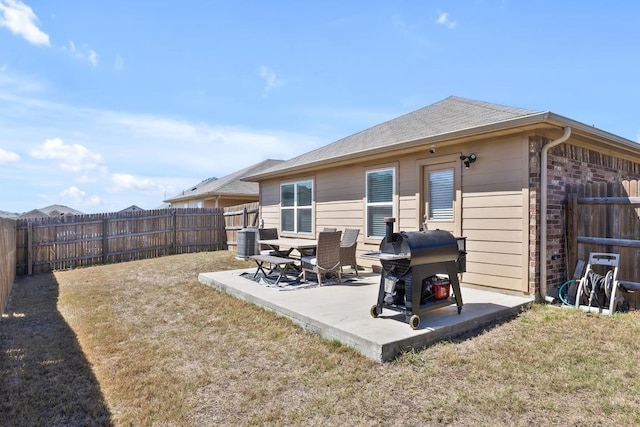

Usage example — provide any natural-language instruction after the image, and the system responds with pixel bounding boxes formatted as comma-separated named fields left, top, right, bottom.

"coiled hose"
left=558, top=270, right=614, bottom=307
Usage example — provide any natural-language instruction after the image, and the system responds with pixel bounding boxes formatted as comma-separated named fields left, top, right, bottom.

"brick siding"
left=529, top=136, right=640, bottom=295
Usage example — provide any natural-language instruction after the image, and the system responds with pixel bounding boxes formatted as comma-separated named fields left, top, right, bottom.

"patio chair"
left=322, top=227, right=337, bottom=232
left=258, top=228, right=280, bottom=256
left=301, top=231, right=342, bottom=286
left=340, top=228, right=360, bottom=277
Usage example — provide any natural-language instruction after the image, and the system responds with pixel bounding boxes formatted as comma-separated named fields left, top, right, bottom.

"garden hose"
left=558, top=279, right=575, bottom=306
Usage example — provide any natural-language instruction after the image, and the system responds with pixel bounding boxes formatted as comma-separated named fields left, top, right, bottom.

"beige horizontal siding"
left=462, top=272, right=523, bottom=290
left=464, top=229, right=523, bottom=243
left=466, top=251, right=522, bottom=267
left=462, top=192, right=523, bottom=207
left=465, top=240, right=522, bottom=255
left=463, top=218, right=523, bottom=231
left=463, top=206, right=522, bottom=218
left=466, top=261, right=523, bottom=279
left=315, top=168, right=364, bottom=232
left=459, top=136, right=529, bottom=293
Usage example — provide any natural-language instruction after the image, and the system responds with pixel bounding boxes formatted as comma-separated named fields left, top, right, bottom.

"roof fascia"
left=543, top=112, right=640, bottom=154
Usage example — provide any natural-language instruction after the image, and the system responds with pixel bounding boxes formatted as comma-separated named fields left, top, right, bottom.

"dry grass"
left=2, top=250, right=640, bottom=426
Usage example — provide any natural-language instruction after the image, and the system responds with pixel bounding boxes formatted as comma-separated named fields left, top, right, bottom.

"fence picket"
left=15, top=208, right=227, bottom=275
left=567, top=180, right=640, bottom=308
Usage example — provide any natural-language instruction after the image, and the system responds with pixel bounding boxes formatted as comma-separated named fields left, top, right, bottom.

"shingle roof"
left=165, top=158, right=284, bottom=202
left=18, top=204, right=84, bottom=219
left=248, top=96, right=544, bottom=178
left=40, top=205, right=84, bottom=215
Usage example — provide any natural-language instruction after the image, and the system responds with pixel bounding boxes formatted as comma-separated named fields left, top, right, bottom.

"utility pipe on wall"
left=539, top=126, right=572, bottom=302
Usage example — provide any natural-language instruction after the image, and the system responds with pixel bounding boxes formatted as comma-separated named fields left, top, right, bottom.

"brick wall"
left=529, top=136, right=640, bottom=295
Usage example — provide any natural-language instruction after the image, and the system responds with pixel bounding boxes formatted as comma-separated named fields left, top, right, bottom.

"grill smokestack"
left=384, top=217, right=395, bottom=242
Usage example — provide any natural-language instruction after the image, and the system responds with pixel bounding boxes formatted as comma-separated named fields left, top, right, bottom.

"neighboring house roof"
left=246, top=96, right=639, bottom=180
left=19, top=204, right=84, bottom=219
left=40, top=204, right=84, bottom=216
left=19, top=209, right=48, bottom=219
left=0, top=210, right=19, bottom=219
left=119, top=205, right=145, bottom=213
left=164, top=158, right=284, bottom=203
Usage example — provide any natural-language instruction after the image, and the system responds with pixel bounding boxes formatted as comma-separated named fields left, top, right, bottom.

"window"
left=281, top=180, right=313, bottom=233
left=366, top=168, right=394, bottom=238
left=428, top=169, right=454, bottom=221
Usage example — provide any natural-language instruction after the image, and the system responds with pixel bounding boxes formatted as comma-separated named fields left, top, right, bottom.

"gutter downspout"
left=539, top=126, right=572, bottom=302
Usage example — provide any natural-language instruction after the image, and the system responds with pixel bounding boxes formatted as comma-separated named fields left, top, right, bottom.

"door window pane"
left=428, top=169, right=454, bottom=220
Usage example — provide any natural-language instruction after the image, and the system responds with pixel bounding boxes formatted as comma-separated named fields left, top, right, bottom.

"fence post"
left=27, top=221, right=33, bottom=276
left=567, top=193, right=578, bottom=274
left=102, top=218, right=108, bottom=265
left=171, top=209, right=177, bottom=255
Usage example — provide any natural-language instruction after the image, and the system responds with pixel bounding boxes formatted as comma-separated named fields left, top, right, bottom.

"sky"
left=1, top=1, right=639, bottom=214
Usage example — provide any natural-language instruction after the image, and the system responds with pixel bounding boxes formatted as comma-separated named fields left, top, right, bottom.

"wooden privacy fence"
left=223, top=202, right=259, bottom=249
left=16, top=208, right=226, bottom=275
left=566, top=180, right=640, bottom=308
left=0, top=218, right=17, bottom=315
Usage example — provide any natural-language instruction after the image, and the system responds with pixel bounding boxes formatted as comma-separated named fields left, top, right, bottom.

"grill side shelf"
left=361, top=251, right=410, bottom=261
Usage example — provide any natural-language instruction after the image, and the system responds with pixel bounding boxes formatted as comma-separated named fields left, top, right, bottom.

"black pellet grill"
left=364, top=218, right=466, bottom=329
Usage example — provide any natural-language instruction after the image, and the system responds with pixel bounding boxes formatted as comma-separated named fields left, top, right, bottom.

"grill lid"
left=380, top=229, right=459, bottom=267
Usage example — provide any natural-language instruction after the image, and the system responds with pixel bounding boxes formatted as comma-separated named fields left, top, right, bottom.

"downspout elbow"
left=539, top=127, right=572, bottom=302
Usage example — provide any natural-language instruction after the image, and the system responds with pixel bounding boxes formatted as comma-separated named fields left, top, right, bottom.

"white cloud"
left=436, top=11, right=457, bottom=29
left=88, top=49, right=98, bottom=67
left=0, top=0, right=49, bottom=46
left=112, top=113, right=308, bottom=151
left=61, top=40, right=99, bottom=67
left=30, top=137, right=103, bottom=172
left=60, top=185, right=85, bottom=199
left=111, top=173, right=166, bottom=194
left=259, top=66, right=284, bottom=96
left=0, top=147, right=20, bottom=163
left=59, top=186, right=104, bottom=207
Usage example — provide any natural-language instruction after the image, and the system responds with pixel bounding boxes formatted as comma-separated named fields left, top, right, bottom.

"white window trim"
left=280, top=179, right=314, bottom=234
left=418, top=153, right=461, bottom=237
left=365, top=167, right=396, bottom=239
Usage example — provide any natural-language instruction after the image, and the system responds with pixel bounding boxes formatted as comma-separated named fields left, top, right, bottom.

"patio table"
left=258, top=237, right=318, bottom=258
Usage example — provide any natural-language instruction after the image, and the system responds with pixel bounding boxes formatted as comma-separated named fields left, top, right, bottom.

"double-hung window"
left=281, top=180, right=313, bottom=234
left=366, top=168, right=395, bottom=238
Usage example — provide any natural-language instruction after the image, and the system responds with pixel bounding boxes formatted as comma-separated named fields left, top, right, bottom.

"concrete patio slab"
left=198, top=269, right=534, bottom=362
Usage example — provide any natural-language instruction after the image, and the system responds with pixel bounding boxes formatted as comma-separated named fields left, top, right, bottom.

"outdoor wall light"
left=460, top=153, right=477, bottom=169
